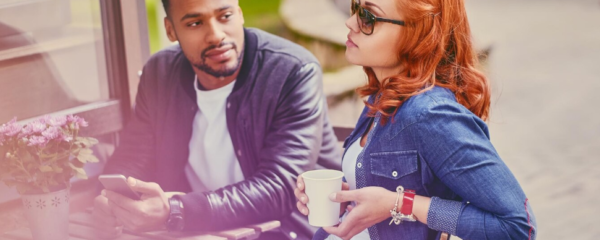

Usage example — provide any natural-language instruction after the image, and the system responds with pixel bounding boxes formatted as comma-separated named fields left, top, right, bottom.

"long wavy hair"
left=357, top=0, right=490, bottom=123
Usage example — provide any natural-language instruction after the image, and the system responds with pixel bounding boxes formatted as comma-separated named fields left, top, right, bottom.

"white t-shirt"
left=326, top=137, right=371, bottom=240
left=185, top=76, right=244, bottom=192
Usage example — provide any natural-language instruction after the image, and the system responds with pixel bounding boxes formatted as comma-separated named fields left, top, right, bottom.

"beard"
left=192, top=41, right=244, bottom=79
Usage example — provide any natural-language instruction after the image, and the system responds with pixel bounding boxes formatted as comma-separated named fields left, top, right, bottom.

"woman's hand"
left=323, top=187, right=398, bottom=240
left=294, top=175, right=350, bottom=216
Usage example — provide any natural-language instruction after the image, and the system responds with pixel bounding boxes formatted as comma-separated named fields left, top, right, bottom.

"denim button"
left=357, top=162, right=362, bottom=168
left=392, top=171, right=398, bottom=177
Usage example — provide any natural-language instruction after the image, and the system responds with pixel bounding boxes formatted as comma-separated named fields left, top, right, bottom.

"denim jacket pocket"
left=369, top=150, right=419, bottom=180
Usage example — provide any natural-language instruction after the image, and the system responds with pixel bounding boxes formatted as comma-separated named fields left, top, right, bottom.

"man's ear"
left=238, top=6, right=244, bottom=25
left=164, top=17, right=178, bottom=42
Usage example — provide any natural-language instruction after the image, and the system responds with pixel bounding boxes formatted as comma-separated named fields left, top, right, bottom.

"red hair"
left=357, top=0, right=490, bottom=123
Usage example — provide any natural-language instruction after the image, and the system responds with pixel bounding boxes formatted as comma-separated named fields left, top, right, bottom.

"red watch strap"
left=400, top=189, right=416, bottom=216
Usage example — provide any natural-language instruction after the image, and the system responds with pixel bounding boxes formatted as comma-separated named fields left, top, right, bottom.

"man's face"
left=165, top=0, right=245, bottom=78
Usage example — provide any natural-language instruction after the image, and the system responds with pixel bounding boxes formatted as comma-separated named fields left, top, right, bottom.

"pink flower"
left=67, top=115, right=88, bottom=129
left=21, top=124, right=33, bottom=135
left=29, top=120, right=47, bottom=133
left=39, top=115, right=52, bottom=124
left=66, top=115, right=78, bottom=123
left=41, top=126, right=62, bottom=140
left=28, top=135, right=48, bottom=147
left=77, top=119, right=89, bottom=128
left=47, top=116, right=67, bottom=127
left=2, top=117, right=23, bottom=137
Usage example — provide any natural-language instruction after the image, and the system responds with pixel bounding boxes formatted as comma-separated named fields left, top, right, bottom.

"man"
left=92, top=0, right=340, bottom=239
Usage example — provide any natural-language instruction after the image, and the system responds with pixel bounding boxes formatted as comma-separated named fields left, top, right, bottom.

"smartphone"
left=98, top=174, right=141, bottom=200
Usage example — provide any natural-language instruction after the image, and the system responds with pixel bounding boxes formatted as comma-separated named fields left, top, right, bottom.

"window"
left=0, top=0, right=149, bottom=203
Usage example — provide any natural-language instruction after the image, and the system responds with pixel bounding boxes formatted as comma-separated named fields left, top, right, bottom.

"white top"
left=327, top=137, right=371, bottom=240
left=185, top=76, right=244, bottom=192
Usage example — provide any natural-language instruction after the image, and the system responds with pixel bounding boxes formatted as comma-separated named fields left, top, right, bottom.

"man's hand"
left=104, top=177, right=170, bottom=232
left=92, top=194, right=123, bottom=239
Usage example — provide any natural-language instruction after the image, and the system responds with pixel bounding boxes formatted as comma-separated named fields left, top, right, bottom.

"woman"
left=294, top=0, right=537, bottom=239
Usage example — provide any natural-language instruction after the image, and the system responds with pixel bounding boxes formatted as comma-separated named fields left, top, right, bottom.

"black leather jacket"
left=103, top=28, right=340, bottom=239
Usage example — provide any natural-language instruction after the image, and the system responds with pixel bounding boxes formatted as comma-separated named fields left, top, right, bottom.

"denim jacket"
left=315, top=86, right=536, bottom=240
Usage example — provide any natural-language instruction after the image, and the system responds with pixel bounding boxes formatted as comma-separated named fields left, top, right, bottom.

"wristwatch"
left=165, top=196, right=185, bottom=231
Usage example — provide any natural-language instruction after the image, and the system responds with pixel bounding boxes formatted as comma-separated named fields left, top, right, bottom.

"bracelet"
left=389, top=185, right=417, bottom=225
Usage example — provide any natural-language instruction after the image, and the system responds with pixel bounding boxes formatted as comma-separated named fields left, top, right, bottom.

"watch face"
left=167, top=216, right=184, bottom=231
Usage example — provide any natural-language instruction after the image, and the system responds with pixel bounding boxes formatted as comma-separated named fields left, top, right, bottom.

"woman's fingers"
left=347, top=204, right=355, bottom=212
left=296, top=200, right=309, bottom=215
left=296, top=175, right=305, bottom=191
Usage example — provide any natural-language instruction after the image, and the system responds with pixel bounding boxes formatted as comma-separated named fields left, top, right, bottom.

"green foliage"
left=239, top=0, right=284, bottom=34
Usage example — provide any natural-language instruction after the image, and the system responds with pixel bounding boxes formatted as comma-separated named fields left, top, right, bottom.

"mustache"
left=201, top=42, right=237, bottom=59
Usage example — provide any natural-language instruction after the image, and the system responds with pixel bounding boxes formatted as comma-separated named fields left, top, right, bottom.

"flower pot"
left=21, top=187, right=70, bottom=240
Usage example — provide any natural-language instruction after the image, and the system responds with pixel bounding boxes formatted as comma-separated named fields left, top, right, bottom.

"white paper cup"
left=302, top=169, right=344, bottom=227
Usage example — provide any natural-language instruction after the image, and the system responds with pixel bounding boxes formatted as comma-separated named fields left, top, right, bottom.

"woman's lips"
left=346, top=35, right=358, bottom=48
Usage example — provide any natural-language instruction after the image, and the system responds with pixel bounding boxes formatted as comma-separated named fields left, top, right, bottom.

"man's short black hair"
left=161, top=0, right=170, bottom=16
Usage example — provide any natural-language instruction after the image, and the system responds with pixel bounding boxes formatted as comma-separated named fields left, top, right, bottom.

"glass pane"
left=0, top=0, right=109, bottom=123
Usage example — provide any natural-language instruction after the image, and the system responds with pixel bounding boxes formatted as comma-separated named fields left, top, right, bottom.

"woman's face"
left=345, top=0, right=405, bottom=71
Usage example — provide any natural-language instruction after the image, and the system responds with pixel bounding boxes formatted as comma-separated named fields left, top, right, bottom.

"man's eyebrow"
left=365, top=1, right=385, bottom=15
left=217, top=5, right=233, bottom=12
left=179, top=5, right=233, bottom=22
left=180, top=12, right=202, bottom=22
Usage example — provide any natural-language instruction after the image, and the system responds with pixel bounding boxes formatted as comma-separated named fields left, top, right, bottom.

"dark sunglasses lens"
left=358, top=9, right=374, bottom=34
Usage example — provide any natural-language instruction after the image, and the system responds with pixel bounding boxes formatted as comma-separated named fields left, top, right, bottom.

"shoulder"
left=402, top=86, right=489, bottom=140
left=393, top=86, right=484, bottom=131
left=139, top=44, right=190, bottom=89
left=248, top=28, right=319, bottom=68
left=144, top=44, right=184, bottom=70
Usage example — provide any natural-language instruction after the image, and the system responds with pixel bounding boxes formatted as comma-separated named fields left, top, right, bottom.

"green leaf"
left=78, top=148, right=93, bottom=156
left=76, top=171, right=88, bottom=180
left=16, top=183, right=33, bottom=194
left=39, top=165, right=53, bottom=172
left=77, top=154, right=99, bottom=164
left=51, top=165, right=63, bottom=173
left=72, top=160, right=84, bottom=168
left=87, top=155, right=99, bottom=163
left=69, top=163, right=87, bottom=180
left=75, top=137, right=99, bottom=148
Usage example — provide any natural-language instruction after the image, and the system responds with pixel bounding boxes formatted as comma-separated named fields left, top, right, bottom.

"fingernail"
left=329, top=193, right=336, bottom=201
left=297, top=182, right=302, bottom=188
left=101, top=190, right=106, bottom=197
left=302, top=208, right=308, bottom=215
left=128, top=177, right=136, bottom=186
left=300, top=196, right=306, bottom=202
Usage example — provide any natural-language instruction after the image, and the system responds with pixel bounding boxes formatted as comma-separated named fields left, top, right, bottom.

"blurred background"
left=1, top=0, right=599, bottom=239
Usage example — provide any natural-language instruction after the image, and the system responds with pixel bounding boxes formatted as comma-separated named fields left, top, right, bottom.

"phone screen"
left=98, top=174, right=141, bottom=200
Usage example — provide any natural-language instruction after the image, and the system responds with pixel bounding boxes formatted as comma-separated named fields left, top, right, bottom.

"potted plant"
left=0, top=115, right=99, bottom=240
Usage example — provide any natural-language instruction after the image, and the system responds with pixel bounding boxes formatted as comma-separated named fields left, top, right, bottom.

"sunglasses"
left=351, top=0, right=405, bottom=35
